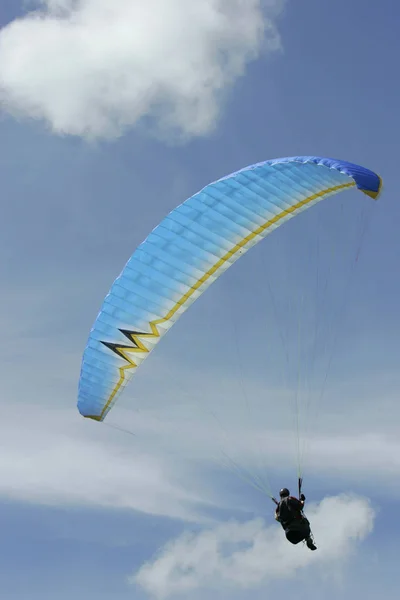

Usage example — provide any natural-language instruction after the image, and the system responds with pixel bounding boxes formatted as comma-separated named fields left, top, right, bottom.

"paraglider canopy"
left=77, top=155, right=382, bottom=423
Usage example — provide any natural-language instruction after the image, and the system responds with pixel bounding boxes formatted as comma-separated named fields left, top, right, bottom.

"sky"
left=0, top=0, right=399, bottom=598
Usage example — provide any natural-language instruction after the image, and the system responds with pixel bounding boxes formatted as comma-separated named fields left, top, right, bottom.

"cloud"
left=1, top=333, right=400, bottom=523
left=132, top=494, right=374, bottom=598
left=0, top=404, right=209, bottom=522
left=0, top=0, right=284, bottom=140
left=0, top=275, right=398, bottom=521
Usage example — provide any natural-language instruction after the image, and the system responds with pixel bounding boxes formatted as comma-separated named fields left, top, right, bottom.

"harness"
left=276, top=497, right=303, bottom=528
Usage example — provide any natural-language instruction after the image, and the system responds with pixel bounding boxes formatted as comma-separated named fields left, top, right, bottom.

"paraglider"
left=77, top=155, right=382, bottom=548
left=77, top=155, right=382, bottom=423
left=274, top=487, right=317, bottom=550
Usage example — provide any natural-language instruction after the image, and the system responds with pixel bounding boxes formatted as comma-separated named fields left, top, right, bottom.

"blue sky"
left=0, top=0, right=399, bottom=598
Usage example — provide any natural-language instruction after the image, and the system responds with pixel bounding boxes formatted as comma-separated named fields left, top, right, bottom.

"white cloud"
left=0, top=0, right=284, bottom=140
left=132, top=494, right=374, bottom=598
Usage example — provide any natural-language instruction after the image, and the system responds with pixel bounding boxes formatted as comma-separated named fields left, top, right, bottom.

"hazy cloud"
left=0, top=404, right=207, bottom=522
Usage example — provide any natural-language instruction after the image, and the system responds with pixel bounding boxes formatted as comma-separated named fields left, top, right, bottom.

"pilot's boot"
left=306, top=536, right=317, bottom=551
